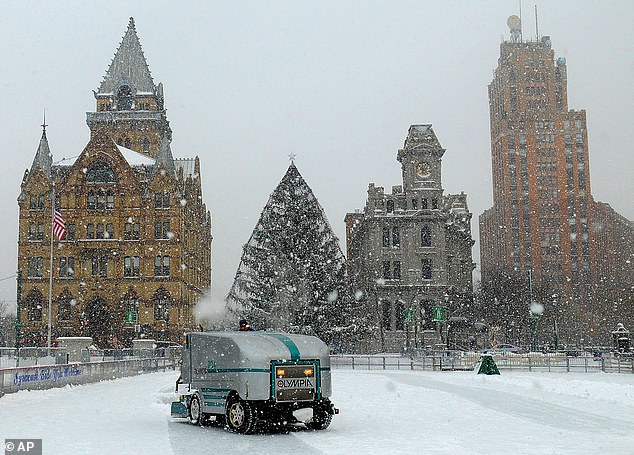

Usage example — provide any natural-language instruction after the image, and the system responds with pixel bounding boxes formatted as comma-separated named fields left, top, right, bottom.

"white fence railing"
left=0, top=357, right=175, bottom=397
left=330, top=354, right=634, bottom=374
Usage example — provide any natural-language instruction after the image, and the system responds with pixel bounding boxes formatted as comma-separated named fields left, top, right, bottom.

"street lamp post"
left=552, top=294, right=559, bottom=351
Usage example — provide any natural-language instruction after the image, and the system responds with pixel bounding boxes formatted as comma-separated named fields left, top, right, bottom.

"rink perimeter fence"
left=330, top=353, right=634, bottom=375
left=0, top=347, right=178, bottom=397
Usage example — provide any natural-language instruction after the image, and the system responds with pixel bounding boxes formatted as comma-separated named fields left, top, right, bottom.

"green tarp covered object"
left=476, top=354, right=500, bottom=375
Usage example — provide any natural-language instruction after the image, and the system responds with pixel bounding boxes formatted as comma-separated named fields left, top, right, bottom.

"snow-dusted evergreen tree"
left=226, top=163, right=365, bottom=348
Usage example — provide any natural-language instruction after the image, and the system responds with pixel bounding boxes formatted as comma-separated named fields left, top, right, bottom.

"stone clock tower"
left=398, top=125, right=445, bottom=195
left=345, top=124, right=475, bottom=353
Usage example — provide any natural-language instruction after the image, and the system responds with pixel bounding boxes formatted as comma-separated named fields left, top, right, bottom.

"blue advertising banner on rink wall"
left=0, top=358, right=174, bottom=396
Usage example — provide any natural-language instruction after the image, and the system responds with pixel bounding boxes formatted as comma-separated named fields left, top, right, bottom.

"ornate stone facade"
left=345, top=125, right=475, bottom=353
left=16, top=19, right=212, bottom=348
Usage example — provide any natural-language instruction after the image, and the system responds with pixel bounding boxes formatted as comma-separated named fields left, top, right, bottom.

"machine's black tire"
left=189, top=395, right=203, bottom=426
left=306, top=408, right=333, bottom=430
left=225, top=396, right=257, bottom=434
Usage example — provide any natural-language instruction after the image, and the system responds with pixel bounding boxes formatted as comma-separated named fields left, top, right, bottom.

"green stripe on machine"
left=203, top=394, right=227, bottom=400
left=204, top=402, right=226, bottom=407
left=263, top=333, right=301, bottom=360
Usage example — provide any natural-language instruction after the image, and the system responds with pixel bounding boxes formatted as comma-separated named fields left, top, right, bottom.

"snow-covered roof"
left=54, top=145, right=155, bottom=168
left=116, top=145, right=155, bottom=166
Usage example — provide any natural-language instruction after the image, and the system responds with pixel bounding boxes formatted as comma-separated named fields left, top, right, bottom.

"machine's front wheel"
left=189, top=395, right=202, bottom=426
left=225, top=396, right=257, bottom=434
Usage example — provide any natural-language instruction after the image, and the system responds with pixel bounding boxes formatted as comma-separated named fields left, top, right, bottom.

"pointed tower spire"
left=29, top=119, right=52, bottom=178
left=97, top=17, right=155, bottom=94
left=154, top=135, right=177, bottom=179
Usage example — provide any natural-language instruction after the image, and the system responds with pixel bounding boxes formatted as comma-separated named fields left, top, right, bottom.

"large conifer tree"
left=226, top=163, right=363, bottom=347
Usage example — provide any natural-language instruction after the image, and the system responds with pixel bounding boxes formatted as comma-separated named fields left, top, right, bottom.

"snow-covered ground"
left=1, top=369, right=633, bottom=454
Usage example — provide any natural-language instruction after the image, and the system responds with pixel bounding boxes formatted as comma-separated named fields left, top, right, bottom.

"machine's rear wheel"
left=306, top=408, right=332, bottom=430
left=225, top=396, right=257, bottom=434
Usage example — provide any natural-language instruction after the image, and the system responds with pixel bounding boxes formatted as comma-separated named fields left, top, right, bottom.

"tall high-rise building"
left=16, top=19, right=212, bottom=348
left=479, top=17, right=633, bottom=335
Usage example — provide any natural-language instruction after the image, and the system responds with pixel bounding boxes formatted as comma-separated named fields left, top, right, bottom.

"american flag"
left=53, top=209, right=66, bottom=240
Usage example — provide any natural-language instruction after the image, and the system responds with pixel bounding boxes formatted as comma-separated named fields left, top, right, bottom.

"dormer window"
left=116, top=85, right=134, bottom=110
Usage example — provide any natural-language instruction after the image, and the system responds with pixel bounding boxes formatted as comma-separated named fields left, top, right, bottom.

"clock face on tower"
left=416, top=162, right=432, bottom=178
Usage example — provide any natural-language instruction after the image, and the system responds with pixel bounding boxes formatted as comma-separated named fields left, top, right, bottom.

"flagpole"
left=47, top=184, right=55, bottom=354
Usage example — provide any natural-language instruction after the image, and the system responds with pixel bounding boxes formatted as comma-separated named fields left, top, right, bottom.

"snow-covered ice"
left=1, top=369, right=633, bottom=454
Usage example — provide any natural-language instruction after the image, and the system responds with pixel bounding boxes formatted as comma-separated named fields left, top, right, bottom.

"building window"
left=123, top=295, right=139, bottom=324
left=395, top=300, right=404, bottom=331
left=154, top=221, right=171, bottom=240
left=66, top=223, right=75, bottom=241
left=28, top=257, right=44, bottom=278
left=392, top=227, right=400, bottom=247
left=117, top=85, right=134, bottom=110
left=86, top=161, right=116, bottom=184
left=91, top=255, right=108, bottom=277
left=96, top=224, right=104, bottom=239
left=421, top=226, right=432, bottom=247
left=29, top=194, right=46, bottom=211
left=106, top=191, right=115, bottom=209
left=411, top=199, right=418, bottom=210
left=155, top=256, right=170, bottom=276
left=382, top=261, right=391, bottom=280
left=105, top=223, right=114, bottom=239
left=381, top=300, right=391, bottom=331
left=86, top=224, right=95, bottom=239
left=386, top=200, right=394, bottom=214
left=432, top=198, right=439, bottom=210
left=57, top=294, right=72, bottom=321
left=421, top=258, right=432, bottom=280
left=124, top=256, right=140, bottom=277
left=421, top=198, right=428, bottom=210
left=124, top=222, right=140, bottom=240
left=59, top=257, right=75, bottom=278
left=28, top=223, right=45, bottom=241
left=143, top=138, right=150, bottom=152
left=155, top=192, right=170, bottom=209
left=393, top=261, right=401, bottom=280
left=153, top=289, right=170, bottom=321
left=87, top=191, right=95, bottom=209
left=26, top=289, right=44, bottom=321
left=382, top=227, right=390, bottom=247
left=97, top=191, right=106, bottom=209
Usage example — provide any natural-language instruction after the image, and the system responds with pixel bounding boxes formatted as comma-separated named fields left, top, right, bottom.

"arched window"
left=116, top=85, right=134, bottom=110
left=122, top=290, right=139, bottom=324
left=381, top=300, right=391, bottom=331
left=395, top=300, right=405, bottom=331
left=86, top=161, right=116, bottom=184
left=57, top=291, right=73, bottom=321
left=153, top=288, right=170, bottom=321
left=421, top=226, right=432, bottom=247
left=386, top=200, right=394, bottom=213
left=26, top=289, right=44, bottom=321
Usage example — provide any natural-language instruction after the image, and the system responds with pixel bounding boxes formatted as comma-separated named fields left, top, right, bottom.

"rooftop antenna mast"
left=535, top=4, right=539, bottom=40
left=519, top=0, right=523, bottom=42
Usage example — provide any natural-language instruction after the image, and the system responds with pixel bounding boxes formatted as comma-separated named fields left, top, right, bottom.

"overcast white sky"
left=0, top=1, right=632, bottom=309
